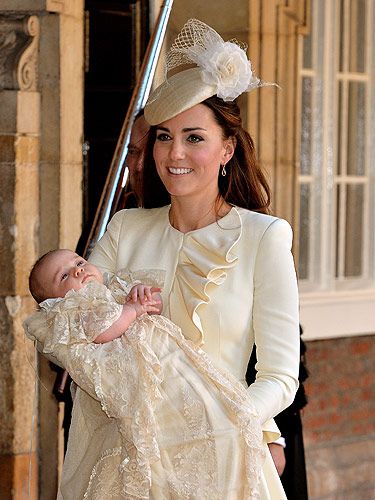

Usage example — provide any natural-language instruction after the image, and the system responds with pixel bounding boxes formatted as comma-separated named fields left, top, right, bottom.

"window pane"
left=339, top=0, right=345, bottom=72
left=335, top=184, right=341, bottom=278
left=345, top=184, right=364, bottom=277
left=349, top=0, right=366, bottom=73
left=303, top=30, right=312, bottom=69
left=300, top=77, right=312, bottom=175
left=347, top=81, right=366, bottom=175
left=339, top=0, right=366, bottom=73
left=337, top=81, right=344, bottom=175
left=299, top=183, right=310, bottom=280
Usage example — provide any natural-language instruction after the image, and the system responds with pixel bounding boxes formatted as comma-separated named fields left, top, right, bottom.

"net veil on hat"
left=144, top=18, right=270, bottom=125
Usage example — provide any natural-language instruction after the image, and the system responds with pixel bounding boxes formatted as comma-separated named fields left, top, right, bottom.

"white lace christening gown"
left=24, top=275, right=265, bottom=499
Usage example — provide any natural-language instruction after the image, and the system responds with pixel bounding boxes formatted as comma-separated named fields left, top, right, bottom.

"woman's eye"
left=155, top=133, right=171, bottom=142
left=187, top=135, right=203, bottom=144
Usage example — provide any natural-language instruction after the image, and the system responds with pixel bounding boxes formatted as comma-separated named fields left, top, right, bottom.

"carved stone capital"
left=0, top=14, right=40, bottom=91
left=46, top=0, right=65, bottom=14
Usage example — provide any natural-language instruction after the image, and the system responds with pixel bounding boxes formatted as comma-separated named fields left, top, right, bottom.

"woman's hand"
left=268, top=442, right=286, bottom=476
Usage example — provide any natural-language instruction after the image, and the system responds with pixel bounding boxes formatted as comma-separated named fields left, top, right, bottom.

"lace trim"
left=25, top=282, right=123, bottom=353
left=28, top=270, right=264, bottom=498
left=109, top=269, right=166, bottom=303
left=83, top=447, right=123, bottom=499
left=65, top=314, right=264, bottom=498
left=146, top=314, right=265, bottom=498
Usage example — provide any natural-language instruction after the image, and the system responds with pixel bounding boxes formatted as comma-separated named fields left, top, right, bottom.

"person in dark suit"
left=117, top=111, right=149, bottom=209
left=246, top=325, right=309, bottom=499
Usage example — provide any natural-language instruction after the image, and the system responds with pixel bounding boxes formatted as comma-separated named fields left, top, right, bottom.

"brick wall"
left=302, top=335, right=375, bottom=498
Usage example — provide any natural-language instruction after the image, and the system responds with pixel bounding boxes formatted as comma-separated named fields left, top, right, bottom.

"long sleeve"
left=23, top=282, right=123, bottom=383
left=28, top=283, right=123, bottom=350
left=24, top=313, right=111, bottom=404
left=89, top=209, right=125, bottom=273
left=246, top=219, right=300, bottom=424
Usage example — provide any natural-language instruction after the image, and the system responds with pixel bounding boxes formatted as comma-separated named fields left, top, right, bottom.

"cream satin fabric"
left=27, top=206, right=298, bottom=498
left=87, top=205, right=299, bottom=499
left=90, top=206, right=299, bottom=421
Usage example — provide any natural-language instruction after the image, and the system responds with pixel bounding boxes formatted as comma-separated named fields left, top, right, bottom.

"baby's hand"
left=126, top=298, right=161, bottom=318
left=126, top=283, right=162, bottom=305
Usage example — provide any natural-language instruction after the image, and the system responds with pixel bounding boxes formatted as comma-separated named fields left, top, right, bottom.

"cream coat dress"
left=58, top=205, right=299, bottom=499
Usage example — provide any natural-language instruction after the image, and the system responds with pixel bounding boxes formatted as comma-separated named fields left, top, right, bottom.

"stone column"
left=248, top=0, right=308, bottom=227
left=0, top=2, right=84, bottom=497
left=37, top=2, right=84, bottom=496
left=0, top=14, right=40, bottom=500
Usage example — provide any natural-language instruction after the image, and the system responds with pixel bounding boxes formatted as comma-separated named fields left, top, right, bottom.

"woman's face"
left=153, top=104, right=235, bottom=202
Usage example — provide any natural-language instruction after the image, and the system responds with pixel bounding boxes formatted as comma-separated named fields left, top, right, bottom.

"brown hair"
left=29, top=250, right=58, bottom=304
left=142, top=96, right=271, bottom=213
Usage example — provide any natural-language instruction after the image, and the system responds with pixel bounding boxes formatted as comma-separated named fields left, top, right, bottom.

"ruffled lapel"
left=170, top=206, right=242, bottom=345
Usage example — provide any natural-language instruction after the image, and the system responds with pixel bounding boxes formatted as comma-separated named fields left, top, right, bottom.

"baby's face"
left=39, top=250, right=103, bottom=299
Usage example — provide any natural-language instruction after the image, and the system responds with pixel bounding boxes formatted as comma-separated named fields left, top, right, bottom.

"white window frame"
left=298, top=0, right=375, bottom=340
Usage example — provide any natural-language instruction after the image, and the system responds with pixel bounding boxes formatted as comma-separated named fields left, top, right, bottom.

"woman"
left=60, top=19, right=299, bottom=499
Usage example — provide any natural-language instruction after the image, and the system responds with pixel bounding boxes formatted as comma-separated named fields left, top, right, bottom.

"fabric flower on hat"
left=145, top=19, right=275, bottom=125
left=197, top=40, right=259, bottom=101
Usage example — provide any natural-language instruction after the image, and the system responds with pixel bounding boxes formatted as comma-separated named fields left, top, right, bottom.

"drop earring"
left=221, top=164, right=227, bottom=177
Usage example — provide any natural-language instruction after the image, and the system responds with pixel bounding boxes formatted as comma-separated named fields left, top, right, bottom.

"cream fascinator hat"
left=145, top=18, right=270, bottom=125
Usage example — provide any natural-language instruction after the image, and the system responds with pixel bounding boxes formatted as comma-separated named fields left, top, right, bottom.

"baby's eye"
left=155, top=133, right=171, bottom=142
left=61, top=273, right=68, bottom=281
left=77, top=260, right=85, bottom=267
left=187, top=134, right=203, bottom=144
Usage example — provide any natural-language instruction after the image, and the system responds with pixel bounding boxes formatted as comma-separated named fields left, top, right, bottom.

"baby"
left=24, top=249, right=264, bottom=499
left=28, top=248, right=163, bottom=344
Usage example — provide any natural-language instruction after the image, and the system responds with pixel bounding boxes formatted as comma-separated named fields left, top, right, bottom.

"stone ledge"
left=0, top=452, right=38, bottom=500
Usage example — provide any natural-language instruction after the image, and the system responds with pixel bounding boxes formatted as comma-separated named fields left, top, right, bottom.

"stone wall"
left=0, top=13, right=41, bottom=499
left=0, top=2, right=84, bottom=498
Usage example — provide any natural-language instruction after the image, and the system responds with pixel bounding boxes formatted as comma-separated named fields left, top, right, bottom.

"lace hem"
left=73, top=314, right=263, bottom=498
left=146, top=314, right=264, bottom=498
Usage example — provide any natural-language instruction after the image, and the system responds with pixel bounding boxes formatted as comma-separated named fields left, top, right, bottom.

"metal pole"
left=83, top=0, right=174, bottom=256
left=53, top=2, right=174, bottom=401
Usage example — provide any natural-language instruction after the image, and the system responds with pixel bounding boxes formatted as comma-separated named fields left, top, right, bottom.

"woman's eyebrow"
left=155, top=126, right=207, bottom=132
left=182, top=127, right=206, bottom=132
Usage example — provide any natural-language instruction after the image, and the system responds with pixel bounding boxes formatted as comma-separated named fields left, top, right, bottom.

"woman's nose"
left=168, top=140, right=185, bottom=161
